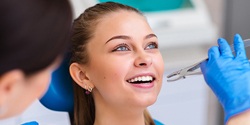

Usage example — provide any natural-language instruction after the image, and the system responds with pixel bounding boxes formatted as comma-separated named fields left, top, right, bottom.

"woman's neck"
left=94, top=109, right=145, bottom=125
left=94, top=102, right=146, bottom=125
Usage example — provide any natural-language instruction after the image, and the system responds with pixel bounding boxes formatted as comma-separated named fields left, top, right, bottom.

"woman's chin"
left=135, top=95, right=158, bottom=108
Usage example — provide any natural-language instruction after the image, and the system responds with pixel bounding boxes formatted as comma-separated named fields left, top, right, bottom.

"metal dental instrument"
left=167, top=39, right=250, bottom=82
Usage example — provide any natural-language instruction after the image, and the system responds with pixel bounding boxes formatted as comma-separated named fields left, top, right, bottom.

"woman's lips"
left=126, top=73, right=156, bottom=89
left=129, top=80, right=154, bottom=88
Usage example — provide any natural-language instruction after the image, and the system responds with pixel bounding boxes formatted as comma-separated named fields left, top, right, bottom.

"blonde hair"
left=70, top=2, right=155, bottom=125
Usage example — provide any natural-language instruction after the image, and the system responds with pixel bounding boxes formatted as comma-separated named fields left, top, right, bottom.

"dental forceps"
left=167, top=39, right=250, bottom=82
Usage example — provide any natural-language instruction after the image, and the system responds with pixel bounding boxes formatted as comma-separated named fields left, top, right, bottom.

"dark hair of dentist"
left=0, top=0, right=72, bottom=119
left=0, top=0, right=72, bottom=75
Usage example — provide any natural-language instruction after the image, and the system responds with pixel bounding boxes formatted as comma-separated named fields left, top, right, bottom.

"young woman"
left=69, top=2, right=164, bottom=125
left=0, top=0, right=72, bottom=119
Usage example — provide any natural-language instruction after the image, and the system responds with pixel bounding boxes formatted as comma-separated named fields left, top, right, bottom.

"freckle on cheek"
left=103, top=76, right=106, bottom=79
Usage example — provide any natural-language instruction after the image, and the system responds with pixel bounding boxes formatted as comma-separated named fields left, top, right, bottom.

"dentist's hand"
left=200, top=34, right=250, bottom=124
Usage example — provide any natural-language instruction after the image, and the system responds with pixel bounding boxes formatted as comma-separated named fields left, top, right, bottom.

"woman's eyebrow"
left=105, top=33, right=157, bottom=44
left=145, top=34, right=157, bottom=40
left=105, top=35, right=130, bottom=44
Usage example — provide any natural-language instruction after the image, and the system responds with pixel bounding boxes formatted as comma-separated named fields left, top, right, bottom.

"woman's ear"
left=69, top=63, right=94, bottom=90
left=0, top=70, right=25, bottom=107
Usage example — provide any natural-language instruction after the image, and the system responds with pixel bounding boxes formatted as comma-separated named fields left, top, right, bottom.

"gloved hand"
left=200, top=34, right=250, bottom=124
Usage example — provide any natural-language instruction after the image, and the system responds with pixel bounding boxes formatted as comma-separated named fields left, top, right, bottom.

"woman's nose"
left=134, top=52, right=152, bottom=67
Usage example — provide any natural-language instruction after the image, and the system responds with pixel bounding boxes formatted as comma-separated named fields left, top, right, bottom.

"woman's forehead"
left=94, top=11, right=148, bottom=36
left=86, top=10, right=152, bottom=48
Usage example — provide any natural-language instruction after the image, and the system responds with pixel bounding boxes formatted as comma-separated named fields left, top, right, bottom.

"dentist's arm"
left=227, top=110, right=250, bottom=125
left=200, top=34, right=250, bottom=125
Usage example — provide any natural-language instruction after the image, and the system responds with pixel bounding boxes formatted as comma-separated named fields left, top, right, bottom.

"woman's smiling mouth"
left=126, top=74, right=156, bottom=89
left=127, top=75, right=155, bottom=84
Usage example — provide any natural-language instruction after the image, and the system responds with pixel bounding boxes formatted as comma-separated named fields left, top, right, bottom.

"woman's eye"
left=112, top=43, right=130, bottom=52
left=146, top=42, right=158, bottom=49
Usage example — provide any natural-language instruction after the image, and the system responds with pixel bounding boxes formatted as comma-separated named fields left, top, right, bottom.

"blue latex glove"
left=200, top=34, right=250, bottom=124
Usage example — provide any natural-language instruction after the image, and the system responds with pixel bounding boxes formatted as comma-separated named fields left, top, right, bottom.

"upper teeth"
left=128, top=76, right=153, bottom=83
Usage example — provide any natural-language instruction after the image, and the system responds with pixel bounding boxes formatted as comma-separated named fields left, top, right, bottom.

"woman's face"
left=86, top=10, right=164, bottom=110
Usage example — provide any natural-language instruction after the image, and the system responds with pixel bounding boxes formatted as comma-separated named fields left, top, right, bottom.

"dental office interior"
left=1, top=0, right=250, bottom=125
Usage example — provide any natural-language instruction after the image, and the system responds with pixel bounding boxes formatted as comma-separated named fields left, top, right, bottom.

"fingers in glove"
left=218, top=38, right=234, bottom=58
left=234, top=34, right=247, bottom=59
left=208, top=46, right=220, bottom=63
